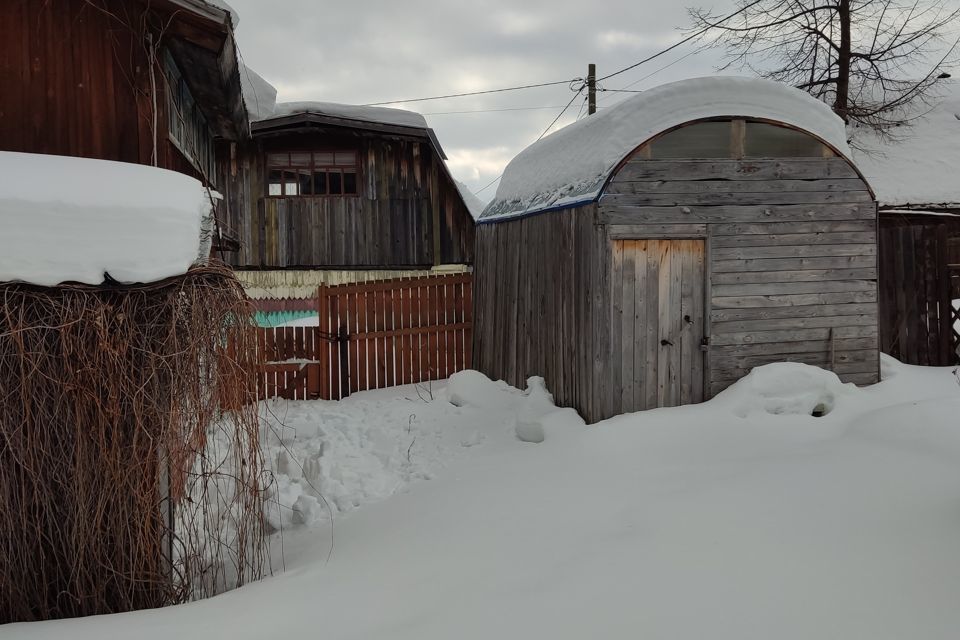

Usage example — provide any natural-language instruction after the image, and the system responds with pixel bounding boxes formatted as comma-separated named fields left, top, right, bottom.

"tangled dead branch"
left=0, top=263, right=266, bottom=623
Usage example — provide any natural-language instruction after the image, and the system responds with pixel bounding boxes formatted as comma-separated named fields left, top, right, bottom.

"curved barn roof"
left=482, top=76, right=853, bottom=221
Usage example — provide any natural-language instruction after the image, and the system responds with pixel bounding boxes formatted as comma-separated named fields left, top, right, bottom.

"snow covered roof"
left=240, top=65, right=278, bottom=122
left=482, top=76, right=854, bottom=222
left=455, top=181, right=486, bottom=220
left=0, top=152, right=213, bottom=287
left=849, top=79, right=960, bottom=209
left=257, top=101, right=429, bottom=130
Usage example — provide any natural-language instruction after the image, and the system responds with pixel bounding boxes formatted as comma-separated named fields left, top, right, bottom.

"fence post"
left=318, top=284, right=329, bottom=400
left=338, top=325, right=351, bottom=399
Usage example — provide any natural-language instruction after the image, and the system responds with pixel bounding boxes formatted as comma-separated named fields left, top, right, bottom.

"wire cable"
left=475, top=86, right=585, bottom=196
left=597, top=0, right=765, bottom=82
left=363, top=79, right=582, bottom=107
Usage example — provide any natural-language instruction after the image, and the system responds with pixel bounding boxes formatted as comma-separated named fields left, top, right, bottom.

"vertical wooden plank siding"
left=877, top=214, right=960, bottom=366
left=475, top=157, right=879, bottom=422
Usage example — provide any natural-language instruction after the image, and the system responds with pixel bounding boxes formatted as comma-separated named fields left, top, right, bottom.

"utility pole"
left=587, top=63, right=596, bottom=115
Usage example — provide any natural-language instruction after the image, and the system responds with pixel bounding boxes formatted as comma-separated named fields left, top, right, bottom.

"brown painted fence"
left=878, top=213, right=960, bottom=366
left=254, top=273, right=473, bottom=401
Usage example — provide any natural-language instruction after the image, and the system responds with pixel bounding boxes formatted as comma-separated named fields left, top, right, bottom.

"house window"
left=163, top=50, right=216, bottom=180
left=266, top=151, right=359, bottom=197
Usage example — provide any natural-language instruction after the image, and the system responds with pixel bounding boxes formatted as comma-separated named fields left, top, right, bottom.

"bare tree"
left=688, top=0, right=960, bottom=135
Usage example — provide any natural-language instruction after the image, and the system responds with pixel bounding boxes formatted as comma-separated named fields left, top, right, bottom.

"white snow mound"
left=483, top=76, right=852, bottom=220
left=719, top=362, right=859, bottom=418
left=0, top=152, right=211, bottom=286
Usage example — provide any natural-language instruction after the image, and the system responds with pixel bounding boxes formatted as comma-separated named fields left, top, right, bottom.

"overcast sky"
left=226, top=0, right=741, bottom=201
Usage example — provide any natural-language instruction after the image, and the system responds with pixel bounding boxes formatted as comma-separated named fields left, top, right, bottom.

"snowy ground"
left=8, top=356, right=960, bottom=639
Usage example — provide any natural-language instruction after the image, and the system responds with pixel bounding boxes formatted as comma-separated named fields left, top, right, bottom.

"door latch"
left=700, top=336, right=710, bottom=352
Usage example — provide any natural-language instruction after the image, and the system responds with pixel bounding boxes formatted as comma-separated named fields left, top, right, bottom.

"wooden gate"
left=251, top=273, right=473, bottom=401
left=611, top=239, right=706, bottom=412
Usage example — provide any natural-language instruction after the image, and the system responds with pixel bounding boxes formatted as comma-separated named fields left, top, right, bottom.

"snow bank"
left=483, top=76, right=853, bottom=221
left=0, top=152, right=211, bottom=286
left=260, top=372, right=579, bottom=529
left=257, top=101, right=428, bottom=129
left=14, top=359, right=960, bottom=640
left=850, top=79, right=960, bottom=208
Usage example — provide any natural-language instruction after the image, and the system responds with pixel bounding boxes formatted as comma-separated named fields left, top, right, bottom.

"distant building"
left=219, top=78, right=475, bottom=326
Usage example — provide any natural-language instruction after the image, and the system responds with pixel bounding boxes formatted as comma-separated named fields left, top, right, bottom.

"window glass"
left=329, top=171, right=343, bottom=195
left=290, top=152, right=312, bottom=167
left=283, top=170, right=299, bottom=196
left=343, top=169, right=357, bottom=195
left=744, top=122, right=828, bottom=157
left=265, top=149, right=359, bottom=197
left=335, top=151, right=356, bottom=166
left=648, top=121, right=732, bottom=158
left=313, top=171, right=328, bottom=195
left=298, top=170, right=314, bottom=195
left=268, top=170, right=283, bottom=196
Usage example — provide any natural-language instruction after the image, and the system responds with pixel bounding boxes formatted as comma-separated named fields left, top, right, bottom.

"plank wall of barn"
left=600, top=157, right=880, bottom=399
left=0, top=0, right=209, bottom=179
left=221, top=134, right=475, bottom=269
left=473, top=204, right=610, bottom=423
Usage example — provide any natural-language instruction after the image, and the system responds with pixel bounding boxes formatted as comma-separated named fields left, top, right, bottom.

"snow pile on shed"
left=850, top=78, right=960, bottom=209
left=0, top=153, right=265, bottom=624
left=483, top=76, right=853, bottom=220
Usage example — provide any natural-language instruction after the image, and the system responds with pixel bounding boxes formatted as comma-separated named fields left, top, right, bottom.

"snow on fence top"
left=482, top=76, right=853, bottom=221
left=0, top=152, right=212, bottom=287
left=850, top=79, right=960, bottom=209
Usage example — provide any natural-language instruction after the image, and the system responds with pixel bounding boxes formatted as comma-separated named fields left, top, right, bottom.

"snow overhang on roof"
left=481, top=76, right=854, bottom=222
left=850, top=79, right=960, bottom=210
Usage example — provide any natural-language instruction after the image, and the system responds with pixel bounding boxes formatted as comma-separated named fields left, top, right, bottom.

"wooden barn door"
left=612, top=239, right=706, bottom=412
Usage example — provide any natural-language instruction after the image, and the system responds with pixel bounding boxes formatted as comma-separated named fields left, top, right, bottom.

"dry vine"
left=0, top=263, right=267, bottom=623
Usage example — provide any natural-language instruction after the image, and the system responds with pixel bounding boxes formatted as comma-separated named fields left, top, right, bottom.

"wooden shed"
left=475, top=76, right=879, bottom=423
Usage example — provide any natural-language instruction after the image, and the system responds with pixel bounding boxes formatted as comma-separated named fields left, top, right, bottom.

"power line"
left=363, top=79, right=582, bottom=107
left=421, top=105, right=569, bottom=115
left=476, top=86, right=586, bottom=196
left=597, top=0, right=765, bottom=82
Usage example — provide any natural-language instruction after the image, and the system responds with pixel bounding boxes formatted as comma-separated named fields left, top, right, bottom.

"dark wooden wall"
left=221, top=133, right=475, bottom=269
left=0, top=0, right=217, bottom=185
left=878, top=212, right=960, bottom=366
left=475, top=157, right=880, bottom=423
left=474, top=204, right=609, bottom=421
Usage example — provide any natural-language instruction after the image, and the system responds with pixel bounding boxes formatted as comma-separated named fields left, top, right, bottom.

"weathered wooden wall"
left=0, top=0, right=221, bottom=185
left=877, top=212, right=960, bottom=366
left=605, top=157, right=879, bottom=400
left=475, top=157, right=879, bottom=423
left=221, top=133, right=475, bottom=269
left=474, top=204, right=609, bottom=421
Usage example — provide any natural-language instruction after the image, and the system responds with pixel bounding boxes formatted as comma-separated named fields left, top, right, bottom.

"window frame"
left=637, top=117, right=836, bottom=161
left=162, top=49, right=216, bottom=180
left=265, top=150, right=361, bottom=198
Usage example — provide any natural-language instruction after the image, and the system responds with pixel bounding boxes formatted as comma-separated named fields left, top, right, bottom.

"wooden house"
left=850, top=78, right=960, bottom=366
left=218, top=88, right=476, bottom=325
left=475, top=77, right=880, bottom=423
left=0, top=0, right=246, bottom=198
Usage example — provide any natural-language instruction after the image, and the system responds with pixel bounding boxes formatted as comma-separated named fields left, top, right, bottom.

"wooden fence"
left=253, top=273, right=473, bottom=401
left=878, top=214, right=960, bottom=366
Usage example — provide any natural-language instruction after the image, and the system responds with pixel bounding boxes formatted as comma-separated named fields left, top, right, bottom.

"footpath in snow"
left=8, top=356, right=960, bottom=640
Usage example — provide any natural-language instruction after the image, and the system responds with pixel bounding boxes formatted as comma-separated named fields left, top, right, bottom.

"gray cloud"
left=228, top=0, right=734, bottom=200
